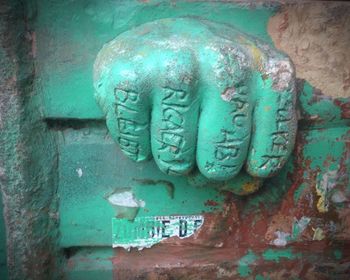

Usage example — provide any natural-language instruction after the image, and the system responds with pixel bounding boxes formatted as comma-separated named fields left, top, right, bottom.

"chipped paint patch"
left=107, top=190, right=145, bottom=208
left=316, top=170, right=337, bottom=213
left=237, top=250, right=258, bottom=277
left=266, top=59, right=294, bottom=91
left=112, top=215, right=204, bottom=250
left=76, top=168, right=83, bottom=178
left=331, top=190, right=348, bottom=203
left=292, top=216, right=311, bottom=239
left=271, top=216, right=310, bottom=247
left=106, top=190, right=145, bottom=220
left=221, top=87, right=236, bottom=102
left=312, top=227, right=325, bottom=241
left=272, top=231, right=290, bottom=247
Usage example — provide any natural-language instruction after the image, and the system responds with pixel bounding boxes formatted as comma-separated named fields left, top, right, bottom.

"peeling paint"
left=221, top=87, right=236, bottom=102
left=272, top=231, right=290, bottom=247
left=316, top=170, right=337, bottom=213
left=331, top=190, right=348, bottom=203
left=107, top=191, right=145, bottom=208
left=266, top=58, right=294, bottom=91
left=76, top=168, right=83, bottom=178
left=112, top=215, right=204, bottom=251
left=106, top=190, right=145, bottom=220
left=312, top=227, right=325, bottom=241
left=291, top=216, right=311, bottom=239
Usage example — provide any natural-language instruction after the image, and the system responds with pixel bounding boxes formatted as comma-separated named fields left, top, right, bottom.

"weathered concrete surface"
left=269, top=2, right=350, bottom=98
left=0, top=1, right=60, bottom=279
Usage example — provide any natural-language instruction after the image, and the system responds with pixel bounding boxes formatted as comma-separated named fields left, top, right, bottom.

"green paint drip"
left=262, top=249, right=301, bottom=262
left=237, top=250, right=258, bottom=277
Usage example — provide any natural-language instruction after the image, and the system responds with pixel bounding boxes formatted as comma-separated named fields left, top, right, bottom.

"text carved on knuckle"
left=118, top=137, right=140, bottom=160
left=158, top=88, right=190, bottom=157
left=212, top=83, right=250, bottom=172
left=113, top=87, right=143, bottom=160
left=259, top=91, right=294, bottom=172
left=213, top=130, right=244, bottom=171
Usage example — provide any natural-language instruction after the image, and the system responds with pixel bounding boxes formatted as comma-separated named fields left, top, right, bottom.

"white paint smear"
left=76, top=168, right=83, bottom=178
left=107, top=191, right=145, bottom=208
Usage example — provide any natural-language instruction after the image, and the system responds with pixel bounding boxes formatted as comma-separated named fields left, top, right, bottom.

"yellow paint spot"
left=242, top=181, right=260, bottom=195
left=312, top=227, right=325, bottom=241
left=316, top=194, right=328, bottom=213
left=315, top=175, right=330, bottom=213
left=264, top=106, right=271, bottom=112
left=238, top=35, right=264, bottom=71
left=316, top=179, right=328, bottom=213
left=249, top=44, right=264, bottom=70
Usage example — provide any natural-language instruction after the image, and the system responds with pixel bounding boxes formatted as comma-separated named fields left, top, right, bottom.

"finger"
left=151, top=50, right=199, bottom=175
left=246, top=68, right=297, bottom=177
left=196, top=83, right=252, bottom=180
left=196, top=46, right=253, bottom=181
left=104, top=62, right=152, bottom=162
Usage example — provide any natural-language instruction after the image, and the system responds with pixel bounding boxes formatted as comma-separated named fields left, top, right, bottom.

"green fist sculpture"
left=94, top=18, right=296, bottom=184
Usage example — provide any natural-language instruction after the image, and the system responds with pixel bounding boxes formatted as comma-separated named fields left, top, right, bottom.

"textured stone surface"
left=269, top=3, right=350, bottom=98
left=0, top=1, right=60, bottom=279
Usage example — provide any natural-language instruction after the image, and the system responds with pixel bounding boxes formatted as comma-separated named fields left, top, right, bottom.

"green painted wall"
left=35, top=0, right=276, bottom=119
left=57, top=123, right=223, bottom=247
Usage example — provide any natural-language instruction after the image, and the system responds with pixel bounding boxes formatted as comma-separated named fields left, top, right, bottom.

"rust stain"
left=334, top=99, right=350, bottom=119
left=204, top=199, right=219, bottom=207
left=108, top=131, right=350, bottom=278
left=242, top=181, right=260, bottom=195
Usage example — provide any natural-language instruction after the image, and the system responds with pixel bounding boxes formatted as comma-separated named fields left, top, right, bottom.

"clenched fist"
left=94, top=18, right=297, bottom=181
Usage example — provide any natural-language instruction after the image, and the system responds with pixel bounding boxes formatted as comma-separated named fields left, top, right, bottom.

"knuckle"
left=156, top=158, right=193, bottom=175
left=265, top=56, right=296, bottom=92
left=161, top=50, right=197, bottom=88
left=198, top=159, right=241, bottom=181
left=247, top=163, right=278, bottom=178
left=210, top=44, right=250, bottom=82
